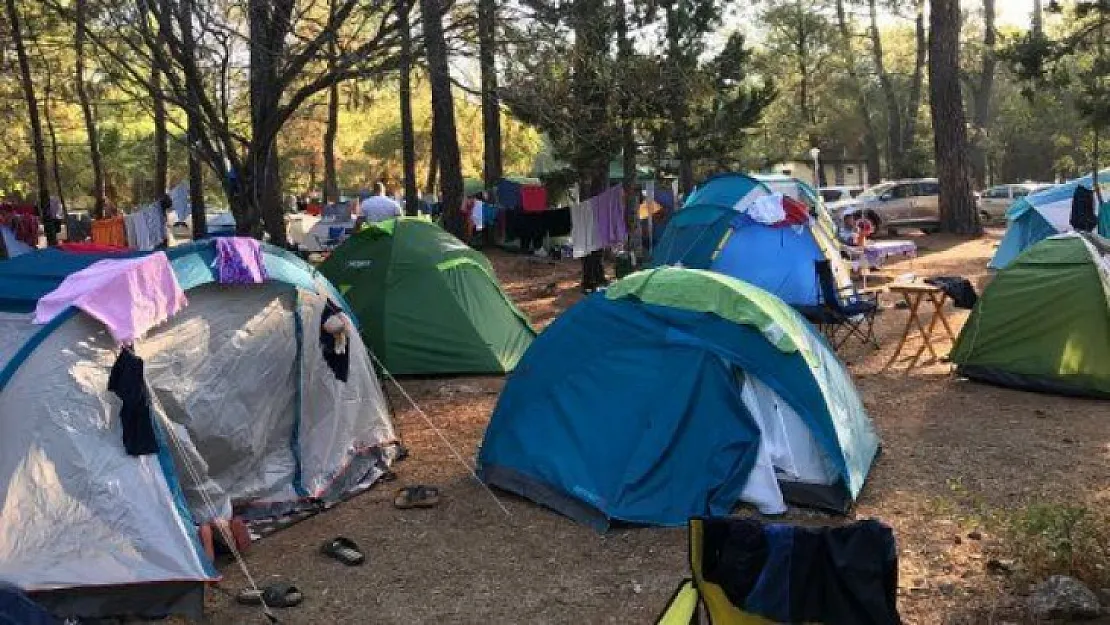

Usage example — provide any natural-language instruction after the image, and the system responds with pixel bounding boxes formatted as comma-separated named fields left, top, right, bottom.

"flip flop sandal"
left=320, top=536, right=365, bottom=566
left=236, top=582, right=303, bottom=608
left=394, top=485, right=441, bottom=509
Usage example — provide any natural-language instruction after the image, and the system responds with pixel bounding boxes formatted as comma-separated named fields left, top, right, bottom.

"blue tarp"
left=477, top=287, right=879, bottom=531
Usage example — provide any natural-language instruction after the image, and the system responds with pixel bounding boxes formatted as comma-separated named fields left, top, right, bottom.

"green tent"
left=319, top=218, right=537, bottom=376
left=951, top=232, right=1110, bottom=398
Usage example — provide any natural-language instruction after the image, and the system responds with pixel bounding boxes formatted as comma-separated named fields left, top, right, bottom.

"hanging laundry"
left=592, top=185, right=626, bottom=248
left=34, top=252, right=188, bottom=344
left=496, top=179, right=523, bottom=210
left=570, top=200, right=600, bottom=259
left=520, top=185, right=548, bottom=213
left=91, top=217, right=128, bottom=248
left=108, top=346, right=160, bottom=456
left=66, top=212, right=92, bottom=242
left=542, top=207, right=572, bottom=238
left=124, top=212, right=139, bottom=249
left=214, top=237, right=268, bottom=285
left=169, top=182, right=190, bottom=223
left=471, top=199, right=486, bottom=232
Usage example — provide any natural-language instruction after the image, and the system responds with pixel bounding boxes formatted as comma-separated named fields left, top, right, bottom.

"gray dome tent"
left=0, top=242, right=400, bottom=621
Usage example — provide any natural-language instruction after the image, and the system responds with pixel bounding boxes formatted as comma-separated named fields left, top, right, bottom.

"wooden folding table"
left=883, top=281, right=958, bottom=372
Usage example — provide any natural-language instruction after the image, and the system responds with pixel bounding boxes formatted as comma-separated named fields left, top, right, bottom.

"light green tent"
left=951, top=232, right=1110, bottom=398
left=319, top=218, right=537, bottom=376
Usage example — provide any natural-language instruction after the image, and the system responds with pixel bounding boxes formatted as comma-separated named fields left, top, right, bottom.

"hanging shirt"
left=592, top=186, right=626, bottom=248
left=124, top=213, right=140, bottom=249
left=571, top=200, right=600, bottom=258
left=108, top=346, right=160, bottom=456
left=748, top=194, right=787, bottom=225
left=471, top=200, right=485, bottom=232
left=520, top=186, right=548, bottom=212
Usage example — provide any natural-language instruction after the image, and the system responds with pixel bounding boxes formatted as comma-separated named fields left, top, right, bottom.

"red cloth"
left=306, top=202, right=322, bottom=216
left=520, top=186, right=548, bottom=213
left=58, top=242, right=129, bottom=254
left=0, top=203, right=36, bottom=217
left=0, top=211, right=39, bottom=246
left=774, top=196, right=811, bottom=227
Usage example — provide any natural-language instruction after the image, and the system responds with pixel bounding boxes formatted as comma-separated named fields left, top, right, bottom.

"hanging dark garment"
left=320, top=301, right=350, bottom=383
left=700, top=517, right=901, bottom=625
left=925, top=276, right=978, bottom=309
left=1071, top=186, right=1098, bottom=232
left=108, top=346, right=159, bottom=456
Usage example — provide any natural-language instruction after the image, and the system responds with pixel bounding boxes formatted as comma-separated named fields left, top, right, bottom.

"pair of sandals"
left=234, top=537, right=365, bottom=610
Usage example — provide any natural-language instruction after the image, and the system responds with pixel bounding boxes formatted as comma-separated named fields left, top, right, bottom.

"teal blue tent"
left=991, top=170, right=1110, bottom=269
left=477, top=267, right=880, bottom=530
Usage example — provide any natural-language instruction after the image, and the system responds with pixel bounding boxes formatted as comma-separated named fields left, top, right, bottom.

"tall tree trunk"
left=399, top=1, right=419, bottom=215
left=188, top=113, right=206, bottom=238
left=425, top=137, right=438, bottom=194
left=75, top=0, right=106, bottom=221
left=835, top=0, right=882, bottom=183
left=970, top=0, right=996, bottom=188
left=666, top=6, right=694, bottom=193
left=901, top=0, right=927, bottom=177
left=869, top=0, right=903, bottom=177
left=478, top=0, right=502, bottom=195
left=182, top=0, right=206, bottom=238
left=1032, top=0, right=1043, bottom=39
left=152, top=65, right=168, bottom=198
left=616, top=0, right=640, bottom=253
left=42, top=65, right=67, bottom=225
left=5, top=0, right=55, bottom=245
left=247, top=0, right=291, bottom=244
left=571, top=0, right=611, bottom=289
left=421, top=0, right=464, bottom=234
left=323, top=0, right=340, bottom=204
left=929, top=0, right=979, bottom=234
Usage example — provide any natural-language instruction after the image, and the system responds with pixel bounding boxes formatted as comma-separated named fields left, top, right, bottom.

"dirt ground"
left=197, top=228, right=1110, bottom=625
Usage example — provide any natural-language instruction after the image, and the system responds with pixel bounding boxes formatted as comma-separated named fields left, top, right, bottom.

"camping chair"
left=656, top=518, right=900, bottom=625
left=797, top=260, right=880, bottom=350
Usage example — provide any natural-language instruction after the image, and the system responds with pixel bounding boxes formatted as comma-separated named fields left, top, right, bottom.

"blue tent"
left=990, top=170, right=1110, bottom=269
left=477, top=267, right=880, bottom=531
left=651, top=173, right=852, bottom=307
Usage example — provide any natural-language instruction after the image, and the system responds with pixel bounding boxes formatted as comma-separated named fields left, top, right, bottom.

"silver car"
left=828, top=178, right=941, bottom=233
left=977, top=183, right=1049, bottom=222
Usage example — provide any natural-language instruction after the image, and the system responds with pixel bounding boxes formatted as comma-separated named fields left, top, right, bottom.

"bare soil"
left=193, top=229, right=1110, bottom=625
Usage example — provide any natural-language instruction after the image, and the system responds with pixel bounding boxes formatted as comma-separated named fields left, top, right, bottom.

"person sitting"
left=355, top=182, right=402, bottom=229
left=839, top=213, right=861, bottom=246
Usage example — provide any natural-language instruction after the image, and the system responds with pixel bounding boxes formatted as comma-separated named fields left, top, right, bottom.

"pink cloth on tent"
left=34, top=252, right=187, bottom=343
left=215, top=237, right=268, bottom=285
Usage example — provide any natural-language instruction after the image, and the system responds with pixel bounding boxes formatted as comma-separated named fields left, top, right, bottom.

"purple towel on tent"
left=215, top=237, right=268, bottom=285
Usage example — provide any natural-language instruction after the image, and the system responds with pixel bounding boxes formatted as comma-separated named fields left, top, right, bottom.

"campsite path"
left=188, top=231, right=1110, bottom=625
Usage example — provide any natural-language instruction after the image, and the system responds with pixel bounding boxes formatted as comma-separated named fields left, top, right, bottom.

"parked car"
left=827, top=178, right=941, bottom=233
left=977, top=183, right=1051, bottom=222
left=819, top=186, right=866, bottom=203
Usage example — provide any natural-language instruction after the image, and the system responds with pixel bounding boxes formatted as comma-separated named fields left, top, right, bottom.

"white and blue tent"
left=0, top=241, right=399, bottom=620
left=990, top=170, right=1110, bottom=269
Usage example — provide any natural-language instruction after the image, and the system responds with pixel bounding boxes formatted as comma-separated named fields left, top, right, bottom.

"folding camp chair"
left=796, top=260, right=881, bottom=350
left=656, top=518, right=900, bottom=625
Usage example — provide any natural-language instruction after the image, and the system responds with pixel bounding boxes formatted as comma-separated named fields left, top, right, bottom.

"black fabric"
left=320, top=301, right=350, bottom=382
left=700, top=517, right=901, bottom=625
left=0, top=584, right=58, bottom=625
left=543, top=207, right=572, bottom=237
left=107, top=347, right=159, bottom=456
left=925, top=276, right=978, bottom=309
left=1072, top=186, right=1098, bottom=232
left=701, top=518, right=768, bottom=604
left=582, top=250, right=607, bottom=291
left=506, top=212, right=545, bottom=252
